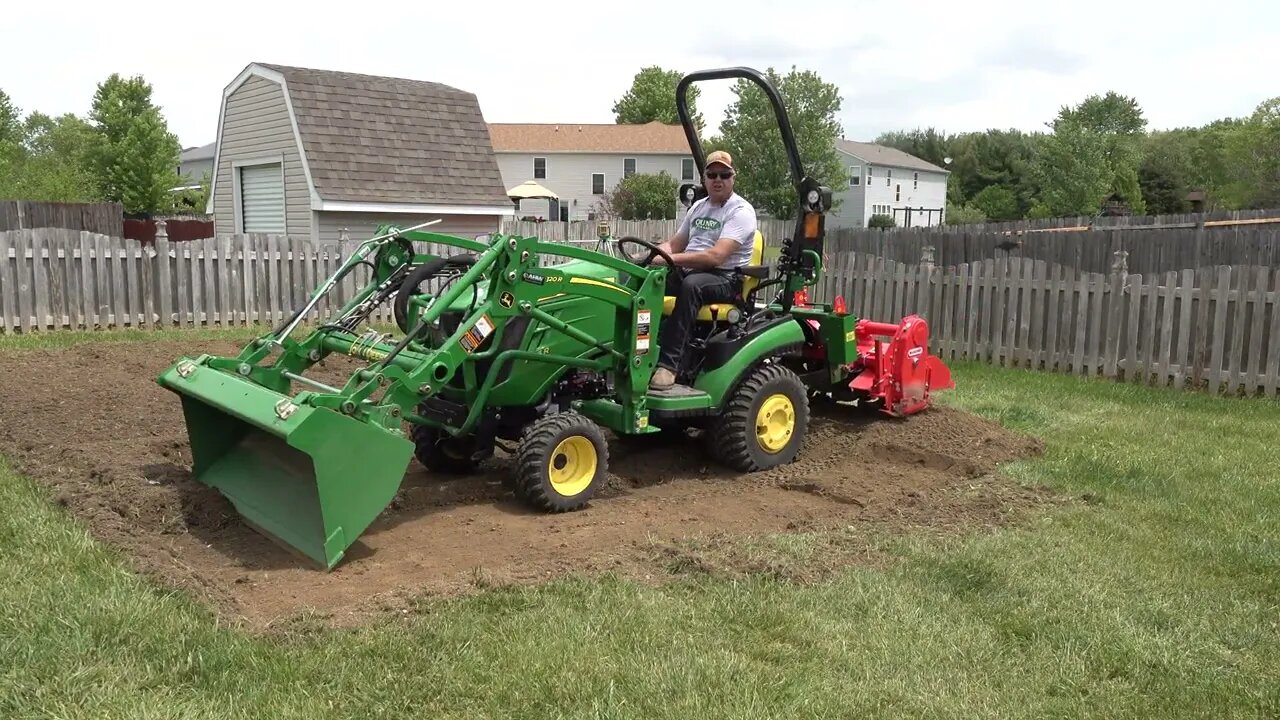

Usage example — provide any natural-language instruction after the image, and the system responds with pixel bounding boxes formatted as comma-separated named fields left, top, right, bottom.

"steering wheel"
left=616, top=236, right=686, bottom=278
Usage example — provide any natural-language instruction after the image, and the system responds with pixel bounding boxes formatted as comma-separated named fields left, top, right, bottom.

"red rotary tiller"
left=793, top=289, right=954, bottom=417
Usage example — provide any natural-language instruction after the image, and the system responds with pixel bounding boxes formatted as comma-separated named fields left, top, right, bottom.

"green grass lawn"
left=1, top=329, right=1278, bottom=718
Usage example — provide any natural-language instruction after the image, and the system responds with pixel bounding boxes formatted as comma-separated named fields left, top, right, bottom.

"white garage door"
left=239, top=163, right=285, bottom=233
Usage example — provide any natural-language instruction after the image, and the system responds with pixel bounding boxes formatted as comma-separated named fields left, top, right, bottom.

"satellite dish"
left=943, top=156, right=953, bottom=165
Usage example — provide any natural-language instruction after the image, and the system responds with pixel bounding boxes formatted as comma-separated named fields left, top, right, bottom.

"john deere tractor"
left=156, top=67, right=953, bottom=570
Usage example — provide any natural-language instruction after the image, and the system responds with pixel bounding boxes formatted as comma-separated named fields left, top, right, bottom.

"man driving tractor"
left=646, top=149, right=758, bottom=389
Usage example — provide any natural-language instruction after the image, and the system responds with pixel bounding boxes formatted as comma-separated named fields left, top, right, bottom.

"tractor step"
left=646, top=384, right=706, bottom=399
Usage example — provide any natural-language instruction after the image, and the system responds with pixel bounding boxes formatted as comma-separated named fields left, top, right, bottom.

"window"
left=592, top=173, right=605, bottom=194
left=886, top=169, right=892, bottom=187
left=848, top=165, right=861, bottom=186
left=681, top=158, right=695, bottom=181
left=533, top=157, right=546, bottom=179
left=895, top=184, right=901, bottom=201
left=558, top=201, right=569, bottom=222
left=624, top=158, right=636, bottom=178
left=913, top=171, right=919, bottom=189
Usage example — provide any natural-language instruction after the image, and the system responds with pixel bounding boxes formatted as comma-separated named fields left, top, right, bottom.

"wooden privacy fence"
left=0, top=227, right=607, bottom=334
left=810, top=248, right=1280, bottom=398
left=3, top=227, right=1279, bottom=399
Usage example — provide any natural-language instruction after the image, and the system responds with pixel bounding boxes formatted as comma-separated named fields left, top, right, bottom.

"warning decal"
left=460, top=313, right=495, bottom=353
left=635, top=309, right=651, bottom=354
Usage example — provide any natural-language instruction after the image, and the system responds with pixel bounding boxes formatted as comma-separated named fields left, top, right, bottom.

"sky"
left=3, top=0, right=1277, bottom=150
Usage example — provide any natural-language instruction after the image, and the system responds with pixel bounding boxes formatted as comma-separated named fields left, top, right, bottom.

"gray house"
left=828, top=139, right=951, bottom=229
left=177, top=142, right=215, bottom=189
left=207, top=62, right=513, bottom=244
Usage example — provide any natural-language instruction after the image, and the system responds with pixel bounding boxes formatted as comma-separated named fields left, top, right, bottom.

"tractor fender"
left=693, top=316, right=806, bottom=410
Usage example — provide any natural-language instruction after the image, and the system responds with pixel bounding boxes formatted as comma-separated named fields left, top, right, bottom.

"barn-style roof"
left=219, top=62, right=512, bottom=210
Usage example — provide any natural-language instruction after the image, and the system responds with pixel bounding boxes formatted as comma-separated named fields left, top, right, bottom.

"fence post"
left=921, top=245, right=939, bottom=353
left=1105, top=249, right=1128, bottom=377
left=156, top=219, right=172, bottom=330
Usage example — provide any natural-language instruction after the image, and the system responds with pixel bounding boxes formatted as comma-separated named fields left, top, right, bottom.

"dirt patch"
left=0, top=337, right=1045, bottom=629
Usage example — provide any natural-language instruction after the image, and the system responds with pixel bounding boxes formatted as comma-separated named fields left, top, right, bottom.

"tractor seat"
left=662, top=230, right=767, bottom=321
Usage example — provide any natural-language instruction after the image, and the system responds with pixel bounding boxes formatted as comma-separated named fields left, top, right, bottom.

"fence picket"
left=1266, top=271, right=1280, bottom=398
left=1247, top=268, right=1269, bottom=394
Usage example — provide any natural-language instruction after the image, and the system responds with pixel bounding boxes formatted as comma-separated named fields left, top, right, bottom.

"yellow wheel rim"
left=755, top=393, right=795, bottom=453
left=547, top=436, right=597, bottom=496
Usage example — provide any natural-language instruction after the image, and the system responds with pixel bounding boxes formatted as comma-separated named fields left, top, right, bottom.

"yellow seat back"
left=741, top=230, right=765, bottom=300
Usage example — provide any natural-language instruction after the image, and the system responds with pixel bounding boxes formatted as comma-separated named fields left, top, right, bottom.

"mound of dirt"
left=0, top=338, right=1045, bottom=628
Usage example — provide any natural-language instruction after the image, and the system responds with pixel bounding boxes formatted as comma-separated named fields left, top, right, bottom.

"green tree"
left=971, top=184, right=1020, bottom=220
left=0, top=89, right=23, bottom=195
left=86, top=73, right=180, bottom=214
left=612, top=66, right=703, bottom=133
left=718, top=66, right=844, bottom=218
left=1138, top=130, right=1196, bottom=214
left=1225, top=97, right=1280, bottom=208
left=16, top=112, right=100, bottom=202
left=1032, top=114, right=1111, bottom=216
left=1055, top=91, right=1148, bottom=213
left=596, top=171, right=679, bottom=219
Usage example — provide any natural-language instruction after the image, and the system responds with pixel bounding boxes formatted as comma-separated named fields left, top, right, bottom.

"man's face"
left=705, top=163, right=734, bottom=201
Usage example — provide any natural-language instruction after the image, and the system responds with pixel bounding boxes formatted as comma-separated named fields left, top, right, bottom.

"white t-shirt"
left=677, top=192, right=758, bottom=269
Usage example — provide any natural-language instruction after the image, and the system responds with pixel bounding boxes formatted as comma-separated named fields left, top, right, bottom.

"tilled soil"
left=0, top=337, right=1045, bottom=629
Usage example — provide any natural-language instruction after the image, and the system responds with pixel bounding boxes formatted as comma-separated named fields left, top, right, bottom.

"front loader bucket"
left=157, top=357, right=414, bottom=570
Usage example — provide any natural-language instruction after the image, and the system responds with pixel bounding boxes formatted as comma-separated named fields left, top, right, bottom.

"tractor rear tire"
left=514, top=411, right=608, bottom=513
left=709, top=362, right=809, bottom=472
left=411, top=423, right=485, bottom=475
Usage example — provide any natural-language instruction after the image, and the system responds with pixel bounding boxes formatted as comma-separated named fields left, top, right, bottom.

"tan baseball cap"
left=705, top=150, right=734, bottom=170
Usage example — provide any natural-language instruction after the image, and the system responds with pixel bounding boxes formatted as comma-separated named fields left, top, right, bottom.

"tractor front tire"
left=710, top=363, right=809, bottom=472
left=411, top=423, right=486, bottom=475
left=514, top=411, right=608, bottom=513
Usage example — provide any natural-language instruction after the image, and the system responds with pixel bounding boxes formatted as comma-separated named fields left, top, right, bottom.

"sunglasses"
left=705, top=171, right=734, bottom=180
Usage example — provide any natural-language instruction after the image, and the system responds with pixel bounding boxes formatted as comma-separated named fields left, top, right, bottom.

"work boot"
left=650, top=366, right=676, bottom=389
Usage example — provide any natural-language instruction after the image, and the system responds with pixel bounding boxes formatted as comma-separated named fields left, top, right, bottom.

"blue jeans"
left=658, top=269, right=737, bottom=373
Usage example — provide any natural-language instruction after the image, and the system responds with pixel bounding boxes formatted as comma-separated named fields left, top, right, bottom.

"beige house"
left=488, top=122, right=695, bottom=221
left=206, top=62, right=514, bottom=244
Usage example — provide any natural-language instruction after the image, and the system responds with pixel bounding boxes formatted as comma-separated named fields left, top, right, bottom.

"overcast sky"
left=3, top=0, right=1275, bottom=150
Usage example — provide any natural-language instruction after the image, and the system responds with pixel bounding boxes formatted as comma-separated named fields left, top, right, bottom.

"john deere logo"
left=499, top=291, right=514, bottom=308
left=692, top=217, right=721, bottom=231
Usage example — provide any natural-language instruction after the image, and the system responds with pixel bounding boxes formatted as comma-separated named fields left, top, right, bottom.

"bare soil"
left=0, top=338, right=1046, bottom=629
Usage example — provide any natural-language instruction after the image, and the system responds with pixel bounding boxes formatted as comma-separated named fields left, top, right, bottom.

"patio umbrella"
left=507, top=180, right=560, bottom=221
left=507, top=180, right=558, bottom=200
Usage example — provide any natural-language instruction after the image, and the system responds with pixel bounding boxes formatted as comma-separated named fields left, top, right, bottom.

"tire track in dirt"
left=0, top=339, right=1045, bottom=628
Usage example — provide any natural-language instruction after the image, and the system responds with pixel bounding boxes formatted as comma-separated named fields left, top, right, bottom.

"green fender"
left=693, top=317, right=806, bottom=408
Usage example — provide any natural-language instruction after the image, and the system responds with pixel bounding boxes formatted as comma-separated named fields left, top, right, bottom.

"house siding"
left=862, top=166, right=948, bottom=227
left=495, top=152, right=695, bottom=221
left=315, top=211, right=501, bottom=247
left=829, top=150, right=868, bottom=229
left=827, top=151, right=949, bottom=228
left=211, top=75, right=311, bottom=237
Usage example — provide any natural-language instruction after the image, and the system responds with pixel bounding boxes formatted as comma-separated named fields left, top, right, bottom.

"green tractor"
left=156, top=67, right=954, bottom=570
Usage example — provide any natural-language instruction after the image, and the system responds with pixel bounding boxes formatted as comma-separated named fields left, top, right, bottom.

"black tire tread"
left=410, top=422, right=480, bottom=475
left=514, top=411, right=608, bottom=513
left=710, top=362, right=809, bottom=472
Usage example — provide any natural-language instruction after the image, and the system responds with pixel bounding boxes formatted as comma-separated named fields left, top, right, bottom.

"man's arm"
left=667, top=238, right=740, bottom=269
left=658, top=229, right=688, bottom=255
left=665, top=208, right=756, bottom=269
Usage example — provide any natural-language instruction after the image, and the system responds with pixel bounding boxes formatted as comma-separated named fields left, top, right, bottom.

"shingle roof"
left=257, top=63, right=511, bottom=207
left=180, top=142, right=215, bottom=162
left=835, top=139, right=949, bottom=174
left=488, top=121, right=690, bottom=154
